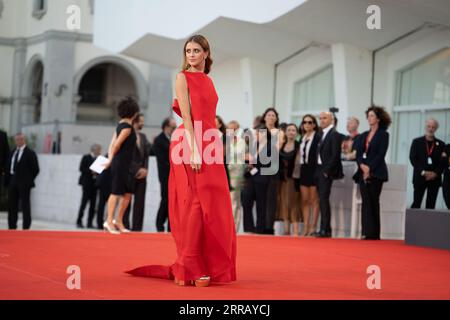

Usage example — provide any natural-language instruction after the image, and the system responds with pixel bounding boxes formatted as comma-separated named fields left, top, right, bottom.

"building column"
left=10, top=39, right=27, bottom=134
left=241, top=58, right=274, bottom=126
left=331, top=43, right=372, bottom=132
left=146, top=64, right=172, bottom=128
left=41, top=37, right=75, bottom=123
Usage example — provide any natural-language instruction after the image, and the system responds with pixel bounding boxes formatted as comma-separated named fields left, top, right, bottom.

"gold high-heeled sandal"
left=194, top=276, right=210, bottom=287
left=174, top=276, right=210, bottom=287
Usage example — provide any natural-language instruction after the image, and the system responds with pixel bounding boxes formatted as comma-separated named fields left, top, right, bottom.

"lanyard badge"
left=426, top=140, right=435, bottom=165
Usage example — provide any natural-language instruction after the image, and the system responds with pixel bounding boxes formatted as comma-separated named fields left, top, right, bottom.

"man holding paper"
left=76, top=144, right=101, bottom=228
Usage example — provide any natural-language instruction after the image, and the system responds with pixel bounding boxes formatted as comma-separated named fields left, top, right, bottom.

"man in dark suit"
left=409, top=119, right=445, bottom=209
left=313, top=112, right=344, bottom=238
left=123, top=114, right=151, bottom=231
left=443, top=143, right=450, bottom=210
left=6, top=133, right=40, bottom=230
left=0, top=130, right=9, bottom=201
left=152, top=117, right=177, bottom=232
left=76, top=144, right=101, bottom=228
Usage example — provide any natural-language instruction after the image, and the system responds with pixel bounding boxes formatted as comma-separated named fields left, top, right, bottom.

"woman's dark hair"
left=366, top=105, right=392, bottom=129
left=281, top=123, right=299, bottom=151
left=182, top=34, right=213, bottom=74
left=285, top=123, right=298, bottom=132
left=300, top=114, right=319, bottom=135
left=261, top=108, right=280, bottom=128
left=253, top=115, right=263, bottom=129
left=216, top=115, right=226, bottom=135
left=117, top=96, right=140, bottom=119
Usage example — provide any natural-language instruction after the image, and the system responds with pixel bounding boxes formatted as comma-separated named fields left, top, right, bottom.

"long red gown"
left=126, top=70, right=237, bottom=283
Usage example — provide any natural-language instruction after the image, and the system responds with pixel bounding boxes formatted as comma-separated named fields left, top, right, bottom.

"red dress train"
left=126, top=70, right=237, bottom=283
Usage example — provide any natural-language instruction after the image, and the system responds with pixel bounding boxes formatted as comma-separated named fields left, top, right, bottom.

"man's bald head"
left=319, top=112, right=334, bottom=129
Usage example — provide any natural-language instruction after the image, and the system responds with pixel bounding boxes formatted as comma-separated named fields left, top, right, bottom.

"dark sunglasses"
left=302, top=121, right=313, bottom=125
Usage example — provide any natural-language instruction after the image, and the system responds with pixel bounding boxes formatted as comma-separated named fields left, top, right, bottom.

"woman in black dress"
left=275, top=123, right=301, bottom=236
left=294, top=114, right=321, bottom=236
left=260, top=108, right=282, bottom=235
left=104, top=97, right=140, bottom=234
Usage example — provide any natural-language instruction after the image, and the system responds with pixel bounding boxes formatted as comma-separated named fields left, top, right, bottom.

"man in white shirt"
left=6, top=133, right=40, bottom=230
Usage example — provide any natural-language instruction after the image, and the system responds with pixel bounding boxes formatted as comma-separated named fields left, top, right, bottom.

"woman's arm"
left=110, top=129, right=131, bottom=158
left=175, top=72, right=201, bottom=170
left=107, top=132, right=117, bottom=163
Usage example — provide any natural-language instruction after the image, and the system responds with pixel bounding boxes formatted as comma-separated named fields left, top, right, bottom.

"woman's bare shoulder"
left=176, top=71, right=187, bottom=81
left=175, top=72, right=188, bottom=88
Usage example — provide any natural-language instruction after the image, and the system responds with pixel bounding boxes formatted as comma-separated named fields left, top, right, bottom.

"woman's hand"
left=190, top=147, right=202, bottom=173
left=135, top=168, right=148, bottom=179
left=360, top=164, right=370, bottom=180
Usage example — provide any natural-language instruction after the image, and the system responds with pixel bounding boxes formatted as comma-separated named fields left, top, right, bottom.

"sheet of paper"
left=89, top=155, right=109, bottom=174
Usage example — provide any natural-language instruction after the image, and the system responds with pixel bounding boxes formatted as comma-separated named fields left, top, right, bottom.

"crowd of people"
left=0, top=101, right=449, bottom=239
left=224, top=108, right=449, bottom=240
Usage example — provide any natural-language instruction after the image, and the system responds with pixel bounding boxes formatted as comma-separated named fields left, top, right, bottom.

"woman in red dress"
left=126, top=35, right=237, bottom=287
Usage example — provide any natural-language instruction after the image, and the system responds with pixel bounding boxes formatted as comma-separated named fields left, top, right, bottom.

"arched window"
left=77, top=63, right=138, bottom=123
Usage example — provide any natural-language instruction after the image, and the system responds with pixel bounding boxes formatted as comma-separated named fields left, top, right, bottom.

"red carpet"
left=0, top=230, right=449, bottom=300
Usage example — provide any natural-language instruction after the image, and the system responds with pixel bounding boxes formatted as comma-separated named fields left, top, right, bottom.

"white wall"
left=206, top=57, right=275, bottom=129
left=0, top=0, right=94, bottom=39
left=332, top=43, right=372, bottom=133
left=0, top=45, right=14, bottom=131
left=210, top=59, right=250, bottom=127
left=22, top=123, right=160, bottom=155
left=374, top=27, right=450, bottom=111
left=31, top=154, right=162, bottom=232
left=248, top=58, right=275, bottom=120
left=0, top=46, right=14, bottom=97
left=0, top=0, right=25, bottom=38
left=276, top=45, right=333, bottom=124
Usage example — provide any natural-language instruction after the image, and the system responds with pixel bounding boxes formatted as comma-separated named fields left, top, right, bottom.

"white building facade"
left=0, top=0, right=173, bottom=154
